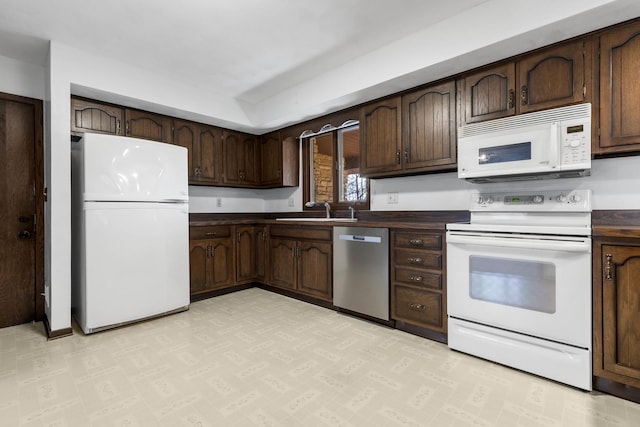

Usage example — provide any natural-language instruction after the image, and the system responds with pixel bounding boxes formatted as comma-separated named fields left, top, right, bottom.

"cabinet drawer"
left=394, top=267, right=441, bottom=290
left=394, top=250, right=441, bottom=269
left=190, top=226, right=232, bottom=240
left=392, top=286, right=443, bottom=329
left=270, top=226, right=332, bottom=241
left=393, top=232, right=441, bottom=250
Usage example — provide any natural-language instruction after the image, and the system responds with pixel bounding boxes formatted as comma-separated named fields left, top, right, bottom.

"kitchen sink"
left=275, top=218, right=357, bottom=222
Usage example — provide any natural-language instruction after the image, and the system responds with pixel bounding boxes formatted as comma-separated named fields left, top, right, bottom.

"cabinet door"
left=223, top=131, right=259, bottom=186
left=174, top=120, right=199, bottom=181
left=209, top=239, right=235, bottom=290
left=189, top=240, right=210, bottom=295
left=360, top=97, right=402, bottom=176
left=71, top=98, right=124, bottom=135
left=197, top=125, right=222, bottom=184
left=125, top=109, right=173, bottom=143
left=260, top=132, right=283, bottom=186
left=600, top=245, right=640, bottom=383
left=599, top=22, right=640, bottom=153
left=402, top=81, right=456, bottom=171
left=298, top=241, right=332, bottom=301
left=254, top=227, right=268, bottom=282
left=269, top=237, right=297, bottom=290
left=517, top=39, right=589, bottom=114
left=461, top=63, right=516, bottom=125
left=236, top=226, right=255, bottom=283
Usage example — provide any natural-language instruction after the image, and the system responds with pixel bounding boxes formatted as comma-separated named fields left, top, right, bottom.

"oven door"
left=446, top=230, right=591, bottom=348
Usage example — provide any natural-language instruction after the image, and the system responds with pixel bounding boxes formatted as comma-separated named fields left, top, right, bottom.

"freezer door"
left=80, top=202, right=189, bottom=332
left=78, top=133, right=188, bottom=202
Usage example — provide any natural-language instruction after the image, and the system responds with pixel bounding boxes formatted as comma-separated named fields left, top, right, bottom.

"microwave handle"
left=549, top=123, right=559, bottom=168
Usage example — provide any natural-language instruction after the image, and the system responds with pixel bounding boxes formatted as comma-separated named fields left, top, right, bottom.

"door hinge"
left=583, top=84, right=587, bottom=99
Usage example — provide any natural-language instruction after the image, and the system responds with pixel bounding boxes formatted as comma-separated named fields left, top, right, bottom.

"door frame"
left=1, top=91, right=45, bottom=322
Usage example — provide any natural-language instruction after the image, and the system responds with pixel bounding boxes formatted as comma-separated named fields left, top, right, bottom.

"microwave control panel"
left=560, top=123, right=590, bottom=165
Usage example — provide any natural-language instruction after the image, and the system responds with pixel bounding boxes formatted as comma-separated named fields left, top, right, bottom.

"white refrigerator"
left=71, top=133, right=190, bottom=334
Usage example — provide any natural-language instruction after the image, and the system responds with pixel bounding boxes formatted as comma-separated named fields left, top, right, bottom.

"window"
left=303, top=122, right=369, bottom=210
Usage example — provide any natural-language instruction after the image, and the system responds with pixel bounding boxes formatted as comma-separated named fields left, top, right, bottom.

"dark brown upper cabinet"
left=359, top=97, right=403, bottom=176
left=402, top=81, right=457, bottom=172
left=125, top=109, right=173, bottom=144
left=598, top=20, right=640, bottom=155
left=174, top=119, right=222, bottom=185
left=71, top=97, right=124, bottom=136
left=259, top=131, right=299, bottom=188
left=222, top=130, right=259, bottom=187
left=460, top=38, right=592, bottom=125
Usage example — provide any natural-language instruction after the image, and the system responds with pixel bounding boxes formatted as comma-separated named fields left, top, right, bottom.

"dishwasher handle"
left=338, top=234, right=382, bottom=244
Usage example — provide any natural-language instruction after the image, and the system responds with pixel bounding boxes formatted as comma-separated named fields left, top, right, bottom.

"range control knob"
left=477, top=196, right=484, bottom=204
left=556, top=194, right=567, bottom=203
left=486, top=196, right=495, bottom=204
left=533, top=195, right=543, bottom=204
left=570, top=194, right=582, bottom=203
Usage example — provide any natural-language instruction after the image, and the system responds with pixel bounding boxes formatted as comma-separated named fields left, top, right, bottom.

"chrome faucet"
left=305, top=201, right=331, bottom=218
left=348, top=205, right=356, bottom=219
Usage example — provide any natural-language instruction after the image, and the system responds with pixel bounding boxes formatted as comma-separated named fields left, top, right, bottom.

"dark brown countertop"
left=189, top=210, right=470, bottom=231
left=592, top=210, right=640, bottom=238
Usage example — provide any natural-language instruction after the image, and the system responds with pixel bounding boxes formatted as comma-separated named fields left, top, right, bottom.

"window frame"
left=302, top=123, right=370, bottom=212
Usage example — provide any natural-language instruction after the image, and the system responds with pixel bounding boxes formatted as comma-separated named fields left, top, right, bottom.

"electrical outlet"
left=387, top=192, right=399, bottom=204
left=288, top=197, right=294, bottom=207
left=216, top=198, right=222, bottom=207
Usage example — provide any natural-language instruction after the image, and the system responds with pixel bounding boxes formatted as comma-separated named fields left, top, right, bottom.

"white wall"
left=370, top=156, right=640, bottom=211
left=0, top=54, right=45, bottom=99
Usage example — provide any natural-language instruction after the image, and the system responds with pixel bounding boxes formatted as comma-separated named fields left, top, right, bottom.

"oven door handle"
left=447, top=233, right=591, bottom=252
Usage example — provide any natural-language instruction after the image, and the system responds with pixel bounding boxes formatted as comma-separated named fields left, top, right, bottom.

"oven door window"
left=469, top=256, right=556, bottom=313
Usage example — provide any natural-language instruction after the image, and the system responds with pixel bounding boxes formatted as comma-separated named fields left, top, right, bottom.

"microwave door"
left=459, top=124, right=553, bottom=179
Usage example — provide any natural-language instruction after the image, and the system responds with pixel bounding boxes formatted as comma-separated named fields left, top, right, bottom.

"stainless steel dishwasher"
left=333, top=226, right=389, bottom=321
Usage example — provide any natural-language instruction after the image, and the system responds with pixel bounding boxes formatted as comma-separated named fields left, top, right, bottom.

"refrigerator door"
left=78, top=133, right=188, bottom=202
left=78, top=201, right=189, bottom=333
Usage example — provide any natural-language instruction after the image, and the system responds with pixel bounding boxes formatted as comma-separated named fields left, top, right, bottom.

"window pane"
left=311, top=134, right=334, bottom=203
left=338, top=127, right=367, bottom=203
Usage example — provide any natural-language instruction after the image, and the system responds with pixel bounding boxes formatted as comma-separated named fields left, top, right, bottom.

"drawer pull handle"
left=409, top=275, right=424, bottom=282
left=205, top=232, right=217, bottom=237
left=605, top=254, right=613, bottom=281
left=408, top=257, right=423, bottom=264
left=408, top=239, right=423, bottom=246
left=409, top=303, right=426, bottom=311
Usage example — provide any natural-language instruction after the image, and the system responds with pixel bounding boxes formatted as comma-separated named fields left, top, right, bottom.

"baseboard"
left=395, top=320, right=447, bottom=344
left=43, top=316, right=73, bottom=340
left=593, top=376, right=640, bottom=404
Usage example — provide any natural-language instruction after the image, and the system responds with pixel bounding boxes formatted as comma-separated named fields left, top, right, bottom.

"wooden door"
left=269, top=237, right=297, bottom=290
left=359, top=97, right=402, bottom=176
left=402, top=81, right=457, bottom=171
left=0, top=93, right=44, bottom=328
left=222, top=130, right=241, bottom=185
left=174, top=120, right=198, bottom=181
left=600, top=245, right=640, bottom=385
left=517, top=39, right=589, bottom=114
left=189, top=241, right=210, bottom=295
left=260, top=132, right=282, bottom=186
left=235, top=226, right=255, bottom=283
left=599, top=22, right=640, bottom=153
left=71, top=97, right=123, bottom=136
left=125, top=109, right=173, bottom=143
left=254, top=227, right=267, bottom=282
left=461, top=63, right=516, bottom=125
left=297, top=241, right=332, bottom=301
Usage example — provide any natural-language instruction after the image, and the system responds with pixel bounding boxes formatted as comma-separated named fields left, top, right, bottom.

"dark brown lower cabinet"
left=189, top=226, right=235, bottom=296
left=593, top=238, right=640, bottom=395
left=390, top=229, right=446, bottom=342
left=268, top=226, right=332, bottom=301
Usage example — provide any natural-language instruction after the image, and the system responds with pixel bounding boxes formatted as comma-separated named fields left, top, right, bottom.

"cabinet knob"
left=605, top=253, right=613, bottom=281
left=508, top=89, right=515, bottom=109
left=521, top=85, right=528, bottom=105
left=407, top=257, right=423, bottom=264
left=408, top=239, right=423, bottom=246
left=396, top=150, right=401, bottom=164
left=409, top=275, right=424, bottom=282
left=409, top=303, right=426, bottom=311
left=205, top=232, right=216, bottom=237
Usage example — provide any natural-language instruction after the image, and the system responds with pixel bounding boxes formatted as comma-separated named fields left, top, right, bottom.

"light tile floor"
left=1, top=288, right=639, bottom=426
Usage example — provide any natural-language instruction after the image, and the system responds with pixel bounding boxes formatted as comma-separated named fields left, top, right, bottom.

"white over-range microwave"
left=458, top=103, right=591, bottom=183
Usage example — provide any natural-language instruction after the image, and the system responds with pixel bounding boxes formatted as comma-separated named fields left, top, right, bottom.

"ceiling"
left=1, top=0, right=639, bottom=132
